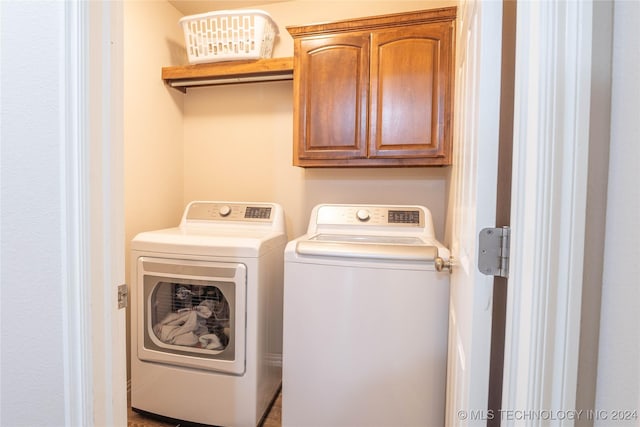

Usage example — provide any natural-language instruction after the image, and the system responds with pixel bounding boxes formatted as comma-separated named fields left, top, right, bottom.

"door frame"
left=65, top=0, right=126, bottom=425
left=70, top=0, right=598, bottom=424
left=90, top=1, right=127, bottom=424
left=62, top=2, right=94, bottom=424
left=502, top=0, right=595, bottom=421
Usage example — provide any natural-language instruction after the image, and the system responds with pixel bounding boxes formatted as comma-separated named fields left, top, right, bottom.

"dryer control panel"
left=183, top=202, right=276, bottom=223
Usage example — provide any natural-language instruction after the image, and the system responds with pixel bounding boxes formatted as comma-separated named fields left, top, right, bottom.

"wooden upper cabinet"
left=288, top=7, right=456, bottom=167
left=297, top=33, right=370, bottom=161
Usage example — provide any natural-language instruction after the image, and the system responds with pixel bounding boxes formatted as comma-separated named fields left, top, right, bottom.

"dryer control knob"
left=356, top=209, right=370, bottom=222
left=219, top=205, right=232, bottom=217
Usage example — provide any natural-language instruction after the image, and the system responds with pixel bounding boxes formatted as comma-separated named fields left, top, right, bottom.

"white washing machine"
left=130, top=201, right=287, bottom=427
left=283, top=204, right=451, bottom=427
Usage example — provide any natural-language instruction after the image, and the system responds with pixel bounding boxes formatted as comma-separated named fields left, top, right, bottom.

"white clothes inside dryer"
left=151, top=284, right=230, bottom=350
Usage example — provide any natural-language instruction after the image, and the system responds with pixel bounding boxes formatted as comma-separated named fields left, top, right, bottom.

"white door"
left=445, top=1, right=504, bottom=425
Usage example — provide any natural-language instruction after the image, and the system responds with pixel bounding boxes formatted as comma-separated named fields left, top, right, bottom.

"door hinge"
left=478, top=226, right=510, bottom=278
left=117, top=284, right=128, bottom=309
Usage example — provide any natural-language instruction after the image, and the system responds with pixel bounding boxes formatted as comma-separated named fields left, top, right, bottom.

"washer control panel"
left=315, top=205, right=425, bottom=227
left=185, top=202, right=274, bottom=222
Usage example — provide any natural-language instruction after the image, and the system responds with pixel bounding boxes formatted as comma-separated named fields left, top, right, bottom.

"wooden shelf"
left=162, top=57, right=294, bottom=92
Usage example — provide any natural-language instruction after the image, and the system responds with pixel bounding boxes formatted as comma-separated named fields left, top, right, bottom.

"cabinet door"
left=369, top=22, right=454, bottom=163
left=293, top=33, right=370, bottom=165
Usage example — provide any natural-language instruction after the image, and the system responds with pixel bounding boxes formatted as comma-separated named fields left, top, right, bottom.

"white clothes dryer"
left=131, top=201, right=287, bottom=427
left=283, top=204, right=451, bottom=427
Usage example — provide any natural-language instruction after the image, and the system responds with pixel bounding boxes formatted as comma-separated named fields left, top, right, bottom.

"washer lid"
left=310, top=234, right=424, bottom=244
left=292, top=204, right=447, bottom=262
left=296, top=236, right=439, bottom=262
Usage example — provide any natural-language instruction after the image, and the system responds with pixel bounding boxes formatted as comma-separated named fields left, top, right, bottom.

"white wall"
left=0, top=1, right=68, bottom=425
left=594, top=1, right=640, bottom=421
left=124, top=1, right=185, bottom=254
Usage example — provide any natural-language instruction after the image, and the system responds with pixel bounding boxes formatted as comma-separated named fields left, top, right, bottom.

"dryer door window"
left=136, top=257, right=247, bottom=374
left=147, top=279, right=234, bottom=359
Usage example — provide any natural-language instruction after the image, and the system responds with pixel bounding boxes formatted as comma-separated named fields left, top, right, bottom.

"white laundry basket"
left=179, top=9, right=278, bottom=64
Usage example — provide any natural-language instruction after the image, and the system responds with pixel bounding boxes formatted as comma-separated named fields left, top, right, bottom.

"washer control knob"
left=356, top=209, right=370, bottom=222
left=219, top=205, right=232, bottom=217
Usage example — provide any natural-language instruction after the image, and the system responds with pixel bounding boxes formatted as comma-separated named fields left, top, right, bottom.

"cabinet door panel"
left=370, top=22, right=453, bottom=160
left=294, top=34, right=369, bottom=162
